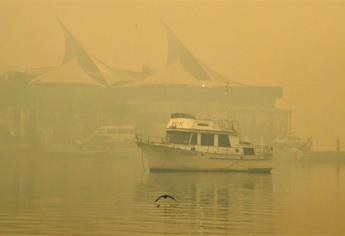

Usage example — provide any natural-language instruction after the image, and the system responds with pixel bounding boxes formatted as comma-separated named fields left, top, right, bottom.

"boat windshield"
left=166, top=131, right=191, bottom=145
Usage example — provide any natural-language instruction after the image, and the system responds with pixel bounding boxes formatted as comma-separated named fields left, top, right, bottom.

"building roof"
left=58, top=20, right=109, bottom=87
left=30, top=59, right=105, bottom=87
left=125, top=23, right=243, bottom=88
left=91, top=56, right=140, bottom=86
left=28, top=20, right=146, bottom=87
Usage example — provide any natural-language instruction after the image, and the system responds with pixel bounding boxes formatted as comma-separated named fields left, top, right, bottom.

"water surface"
left=0, top=151, right=344, bottom=235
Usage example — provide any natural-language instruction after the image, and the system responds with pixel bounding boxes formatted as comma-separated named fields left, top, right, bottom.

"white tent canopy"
left=126, top=61, right=223, bottom=87
left=30, top=59, right=105, bottom=87
left=91, top=57, right=139, bottom=86
left=125, top=23, right=241, bottom=88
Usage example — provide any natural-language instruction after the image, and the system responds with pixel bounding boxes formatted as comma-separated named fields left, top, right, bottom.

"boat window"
left=218, top=134, right=231, bottom=147
left=243, top=147, right=255, bottom=156
left=201, top=133, right=214, bottom=146
left=167, top=131, right=191, bottom=145
left=190, top=133, right=197, bottom=145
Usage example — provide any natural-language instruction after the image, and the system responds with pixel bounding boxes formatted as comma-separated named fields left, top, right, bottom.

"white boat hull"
left=138, top=143, right=272, bottom=173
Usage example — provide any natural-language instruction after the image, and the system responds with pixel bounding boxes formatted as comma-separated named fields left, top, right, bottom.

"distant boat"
left=76, top=125, right=134, bottom=151
left=136, top=113, right=273, bottom=173
left=274, top=133, right=312, bottom=160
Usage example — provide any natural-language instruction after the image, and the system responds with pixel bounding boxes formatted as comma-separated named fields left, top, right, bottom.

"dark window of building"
left=218, top=134, right=231, bottom=147
left=167, top=131, right=191, bottom=144
left=201, top=133, right=214, bottom=146
left=190, top=133, right=197, bottom=145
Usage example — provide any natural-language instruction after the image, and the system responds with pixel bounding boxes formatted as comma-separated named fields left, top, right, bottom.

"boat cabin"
left=165, top=113, right=255, bottom=155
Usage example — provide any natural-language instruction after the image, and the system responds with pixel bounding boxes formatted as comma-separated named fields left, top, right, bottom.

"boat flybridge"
left=136, top=113, right=273, bottom=173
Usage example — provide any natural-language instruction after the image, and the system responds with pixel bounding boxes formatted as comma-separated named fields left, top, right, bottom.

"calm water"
left=0, top=150, right=345, bottom=235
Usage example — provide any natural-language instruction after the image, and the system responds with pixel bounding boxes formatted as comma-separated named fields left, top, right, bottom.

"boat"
left=136, top=113, right=273, bottom=173
left=75, top=125, right=134, bottom=151
left=274, top=133, right=312, bottom=160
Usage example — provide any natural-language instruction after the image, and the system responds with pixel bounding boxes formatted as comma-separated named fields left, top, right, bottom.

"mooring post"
left=336, top=138, right=340, bottom=153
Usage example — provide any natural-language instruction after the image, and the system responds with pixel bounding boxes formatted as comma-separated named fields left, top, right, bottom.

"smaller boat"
left=136, top=113, right=273, bottom=173
left=274, top=133, right=312, bottom=160
left=76, top=125, right=134, bottom=151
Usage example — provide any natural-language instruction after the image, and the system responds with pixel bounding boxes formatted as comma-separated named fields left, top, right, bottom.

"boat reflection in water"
left=135, top=171, right=273, bottom=234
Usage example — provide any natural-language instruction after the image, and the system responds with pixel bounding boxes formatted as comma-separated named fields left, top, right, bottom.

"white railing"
left=136, top=134, right=273, bottom=157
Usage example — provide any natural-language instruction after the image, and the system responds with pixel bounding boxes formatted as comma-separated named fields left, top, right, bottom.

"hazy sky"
left=0, top=1, right=344, bottom=150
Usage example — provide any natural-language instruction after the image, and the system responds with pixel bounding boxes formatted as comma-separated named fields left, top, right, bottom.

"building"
left=24, top=20, right=290, bottom=146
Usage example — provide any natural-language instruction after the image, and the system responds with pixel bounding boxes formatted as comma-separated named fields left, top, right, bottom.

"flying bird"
left=154, top=194, right=176, bottom=208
